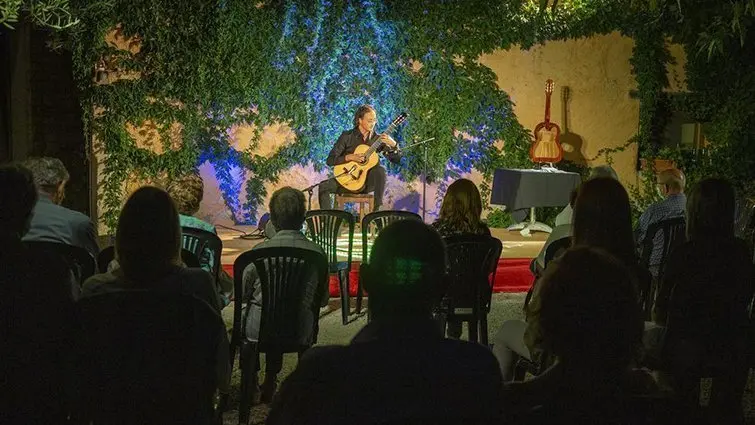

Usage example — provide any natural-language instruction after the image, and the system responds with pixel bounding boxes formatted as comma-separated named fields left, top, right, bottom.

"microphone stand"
left=301, top=164, right=359, bottom=211
left=400, top=138, right=435, bottom=221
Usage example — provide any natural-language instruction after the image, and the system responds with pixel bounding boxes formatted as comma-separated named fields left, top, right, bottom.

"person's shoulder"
left=56, top=204, right=92, bottom=224
left=81, top=271, right=121, bottom=298
left=289, top=345, right=349, bottom=375
left=174, top=267, right=215, bottom=289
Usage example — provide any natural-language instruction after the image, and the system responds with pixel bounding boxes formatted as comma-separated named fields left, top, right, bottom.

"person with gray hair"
left=21, top=157, right=99, bottom=257
left=241, top=186, right=327, bottom=403
left=634, top=168, right=686, bottom=276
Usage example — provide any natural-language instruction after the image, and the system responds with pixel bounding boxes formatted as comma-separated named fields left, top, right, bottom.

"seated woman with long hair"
left=431, top=178, right=491, bottom=339
left=83, top=186, right=221, bottom=310
left=646, top=178, right=753, bottom=424
left=431, top=178, right=490, bottom=238
left=82, top=186, right=229, bottom=391
left=493, top=177, right=651, bottom=381
left=504, top=247, right=657, bottom=424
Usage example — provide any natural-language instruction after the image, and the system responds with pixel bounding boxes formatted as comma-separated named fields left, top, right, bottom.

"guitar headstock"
left=562, top=86, right=570, bottom=101
left=545, top=79, right=554, bottom=94
left=391, top=112, right=408, bottom=127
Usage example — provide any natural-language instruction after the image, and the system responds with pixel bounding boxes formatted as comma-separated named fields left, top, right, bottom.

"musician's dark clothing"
left=318, top=128, right=401, bottom=211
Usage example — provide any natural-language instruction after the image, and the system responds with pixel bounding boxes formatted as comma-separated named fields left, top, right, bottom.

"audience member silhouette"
left=21, top=157, right=99, bottom=256
left=0, top=164, right=76, bottom=425
left=635, top=168, right=686, bottom=276
left=504, top=247, right=656, bottom=424
left=81, top=186, right=228, bottom=389
left=647, top=178, right=753, bottom=424
left=267, top=220, right=504, bottom=425
left=241, top=186, right=327, bottom=403
left=537, top=165, right=619, bottom=274
left=553, top=164, right=618, bottom=228
left=494, top=177, right=650, bottom=381
left=431, top=178, right=491, bottom=338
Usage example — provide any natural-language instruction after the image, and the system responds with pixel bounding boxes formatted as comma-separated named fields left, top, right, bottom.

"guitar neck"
left=363, top=122, right=397, bottom=158
left=544, top=92, right=552, bottom=124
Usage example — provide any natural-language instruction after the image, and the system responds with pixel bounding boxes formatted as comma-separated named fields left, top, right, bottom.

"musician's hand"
left=346, top=153, right=366, bottom=164
left=379, top=134, right=397, bottom=148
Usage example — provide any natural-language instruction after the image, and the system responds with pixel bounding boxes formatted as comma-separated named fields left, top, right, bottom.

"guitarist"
left=318, top=104, right=402, bottom=211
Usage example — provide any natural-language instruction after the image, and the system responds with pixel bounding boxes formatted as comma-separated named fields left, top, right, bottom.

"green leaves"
left=62, top=0, right=755, bottom=228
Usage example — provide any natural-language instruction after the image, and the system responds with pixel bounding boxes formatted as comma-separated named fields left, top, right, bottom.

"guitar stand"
left=507, top=207, right=553, bottom=236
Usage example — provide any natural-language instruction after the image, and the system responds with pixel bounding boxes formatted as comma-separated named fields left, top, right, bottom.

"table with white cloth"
left=490, top=168, right=581, bottom=235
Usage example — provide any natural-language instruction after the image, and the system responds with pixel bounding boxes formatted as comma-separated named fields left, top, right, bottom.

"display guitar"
left=333, top=112, right=408, bottom=192
left=530, top=79, right=563, bottom=164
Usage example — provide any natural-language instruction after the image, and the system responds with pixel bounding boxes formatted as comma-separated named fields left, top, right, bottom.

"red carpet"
left=222, top=258, right=534, bottom=296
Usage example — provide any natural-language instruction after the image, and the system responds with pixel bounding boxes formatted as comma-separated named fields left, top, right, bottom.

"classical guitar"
left=333, top=112, right=408, bottom=192
left=530, top=79, right=563, bottom=164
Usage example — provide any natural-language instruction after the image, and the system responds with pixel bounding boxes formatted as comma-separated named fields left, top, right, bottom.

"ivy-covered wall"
left=61, top=0, right=755, bottom=232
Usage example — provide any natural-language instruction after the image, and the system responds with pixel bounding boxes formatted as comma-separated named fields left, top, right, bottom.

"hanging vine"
left=55, top=0, right=755, bottom=229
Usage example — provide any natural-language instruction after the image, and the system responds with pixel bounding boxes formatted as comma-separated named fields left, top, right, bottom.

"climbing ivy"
left=57, top=0, right=755, bottom=229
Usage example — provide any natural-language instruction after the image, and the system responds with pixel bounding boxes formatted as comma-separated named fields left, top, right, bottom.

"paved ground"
left=218, top=292, right=527, bottom=424
left=219, top=293, right=755, bottom=425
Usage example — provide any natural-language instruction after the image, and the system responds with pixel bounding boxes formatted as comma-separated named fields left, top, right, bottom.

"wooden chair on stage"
left=335, top=193, right=374, bottom=226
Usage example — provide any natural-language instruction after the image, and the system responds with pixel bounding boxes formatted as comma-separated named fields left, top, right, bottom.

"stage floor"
left=218, top=226, right=545, bottom=294
left=218, top=226, right=547, bottom=266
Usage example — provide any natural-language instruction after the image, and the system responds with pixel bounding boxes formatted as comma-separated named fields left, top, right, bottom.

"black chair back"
left=305, top=210, right=355, bottom=324
left=661, top=284, right=751, bottom=423
left=181, top=227, right=223, bottom=280
left=543, top=236, right=571, bottom=269
left=23, top=241, right=95, bottom=285
left=305, top=209, right=355, bottom=267
left=361, top=210, right=423, bottom=263
left=97, top=246, right=201, bottom=273
left=231, top=247, right=328, bottom=354
left=74, top=291, right=223, bottom=425
left=358, top=210, right=422, bottom=314
left=443, top=234, right=503, bottom=344
left=640, top=216, right=687, bottom=273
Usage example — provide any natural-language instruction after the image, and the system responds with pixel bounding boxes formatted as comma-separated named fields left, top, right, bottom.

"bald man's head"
left=657, top=168, right=685, bottom=195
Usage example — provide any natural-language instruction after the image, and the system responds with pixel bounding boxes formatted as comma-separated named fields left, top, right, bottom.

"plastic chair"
left=357, top=210, right=423, bottom=314
left=181, top=227, right=223, bottom=280
left=442, top=234, right=503, bottom=345
left=639, top=217, right=686, bottom=313
left=73, top=291, right=225, bottom=425
left=659, top=284, right=751, bottom=425
left=229, top=247, right=328, bottom=424
left=305, top=210, right=355, bottom=325
left=23, top=241, right=96, bottom=285
left=544, top=236, right=571, bottom=267
left=639, top=216, right=687, bottom=275
left=97, top=246, right=201, bottom=273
